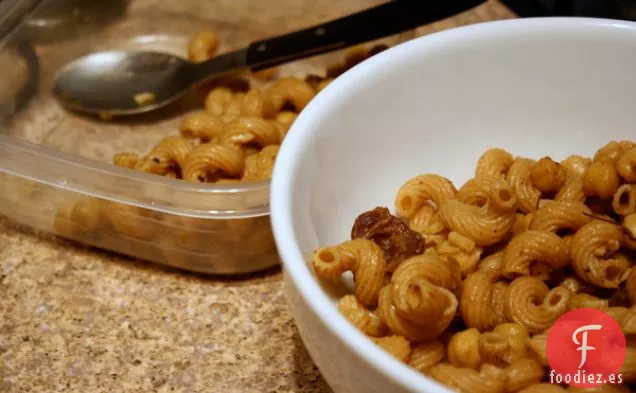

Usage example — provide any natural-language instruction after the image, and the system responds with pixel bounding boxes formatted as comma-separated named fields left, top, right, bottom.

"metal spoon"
left=53, top=0, right=486, bottom=117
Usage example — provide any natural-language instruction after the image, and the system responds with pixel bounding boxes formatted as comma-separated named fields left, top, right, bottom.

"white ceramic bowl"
left=270, top=18, right=636, bottom=393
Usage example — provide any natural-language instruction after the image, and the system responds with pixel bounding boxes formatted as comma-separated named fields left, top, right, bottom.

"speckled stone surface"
left=0, top=217, right=327, bottom=393
left=0, top=2, right=514, bottom=392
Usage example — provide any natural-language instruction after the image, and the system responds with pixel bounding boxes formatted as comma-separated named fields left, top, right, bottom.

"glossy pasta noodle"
left=475, top=148, right=513, bottom=179
left=501, top=230, right=569, bottom=279
left=376, top=255, right=460, bottom=342
left=571, top=221, right=630, bottom=288
left=507, top=158, right=541, bottom=213
left=311, top=141, right=636, bottom=393
left=313, top=239, right=386, bottom=306
left=181, top=143, right=245, bottom=182
left=409, top=340, right=445, bottom=373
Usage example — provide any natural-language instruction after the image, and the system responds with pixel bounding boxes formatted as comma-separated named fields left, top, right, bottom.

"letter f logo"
left=572, top=324, right=602, bottom=369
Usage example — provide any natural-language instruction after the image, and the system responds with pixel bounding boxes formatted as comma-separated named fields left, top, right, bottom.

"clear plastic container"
left=0, top=0, right=402, bottom=274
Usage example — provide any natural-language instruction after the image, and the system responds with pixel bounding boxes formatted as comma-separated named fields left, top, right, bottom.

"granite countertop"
left=0, top=2, right=514, bottom=392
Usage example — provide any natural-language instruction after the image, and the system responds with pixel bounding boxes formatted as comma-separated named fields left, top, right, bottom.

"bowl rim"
left=271, top=16, right=636, bottom=392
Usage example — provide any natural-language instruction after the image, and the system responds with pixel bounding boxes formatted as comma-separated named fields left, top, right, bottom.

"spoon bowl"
left=53, top=51, right=196, bottom=116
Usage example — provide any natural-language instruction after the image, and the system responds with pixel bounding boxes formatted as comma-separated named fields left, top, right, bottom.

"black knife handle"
left=245, top=0, right=487, bottom=71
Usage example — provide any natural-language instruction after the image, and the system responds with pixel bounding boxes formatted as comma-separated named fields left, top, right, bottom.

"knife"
left=244, top=0, right=489, bottom=71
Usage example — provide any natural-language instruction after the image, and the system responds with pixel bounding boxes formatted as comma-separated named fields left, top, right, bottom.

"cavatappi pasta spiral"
left=312, top=142, right=636, bottom=392
left=108, top=32, right=391, bottom=186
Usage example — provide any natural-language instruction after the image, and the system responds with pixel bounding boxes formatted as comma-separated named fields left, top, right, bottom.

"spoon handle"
left=245, top=0, right=487, bottom=71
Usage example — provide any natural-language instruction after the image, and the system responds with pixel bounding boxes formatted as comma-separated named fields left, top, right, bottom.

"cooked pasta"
left=112, top=152, right=140, bottom=169
left=475, top=148, right=514, bottom=179
left=571, top=221, right=630, bottom=288
left=477, top=251, right=504, bottom=278
left=376, top=255, right=460, bottom=341
left=267, top=77, right=316, bottom=112
left=54, top=197, right=104, bottom=236
left=395, top=174, right=457, bottom=218
left=558, top=276, right=584, bottom=293
left=612, top=183, right=636, bottom=215
left=620, top=342, right=636, bottom=382
left=317, top=78, right=333, bottom=91
left=222, top=92, right=246, bottom=123
left=561, top=154, right=591, bottom=177
left=527, top=332, right=548, bottom=366
left=504, top=276, right=570, bottom=333
left=187, top=30, right=220, bottom=63
left=430, top=363, right=507, bottom=393
left=408, top=205, right=448, bottom=247
left=583, top=161, right=620, bottom=199
left=505, top=357, right=544, bottom=393
left=501, top=230, right=569, bottom=280
left=511, top=212, right=533, bottom=236
left=371, top=335, right=412, bottom=362
left=377, top=255, right=461, bottom=342
left=627, top=268, right=636, bottom=306
left=136, top=136, right=193, bottom=175
left=622, top=212, right=636, bottom=250
left=529, top=200, right=592, bottom=233
left=461, top=271, right=508, bottom=331
left=593, top=141, right=633, bottom=164
left=617, top=146, right=636, bottom=182
left=568, top=293, right=609, bottom=311
left=409, top=340, right=445, bottom=373
left=555, top=175, right=586, bottom=203
left=313, top=239, right=386, bottom=306
left=531, top=157, right=566, bottom=193
left=109, top=35, right=393, bottom=190
left=507, top=158, right=541, bottom=213
left=102, top=202, right=156, bottom=240
left=220, top=116, right=282, bottom=147
left=179, top=111, right=224, bottom=141
left=478, top=331, right=510, bottom=367
left=377, top=282, right=457, bottom=343
left=242, top=145, right=280, bottom=181
left=53, top=204, right=80, bottom=237
left=438, top=197, right=516, bottom=247
left=610, top=287, right=632, bottom=308
left=436, top=231, right=483, bottom=276
left=605, top=306, right=636, bottom=335
left=275, top=110, right=297, bottom=127
left=242, top=88, right=276, bottom=118
left=181, top=143, right=245, bottom=182
left=492, top=322, right=529, bottom=363
left=343, top=45, right=369, bottom=68
left=456, top=176, right=517, bottom=210
left=252, top=67, right=278, bottom=80
left=337, top=294, right=386, bottom=337
left=447, top=328, right=482, bottom=369
left=204, top=86, right=234, bottom=117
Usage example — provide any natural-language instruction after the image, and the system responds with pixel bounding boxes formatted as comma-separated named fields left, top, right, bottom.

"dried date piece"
left=351, top=206, right=425, bottom=269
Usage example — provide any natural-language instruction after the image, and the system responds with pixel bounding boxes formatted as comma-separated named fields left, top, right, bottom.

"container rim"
left=0, top=135, right=271, bottom=219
